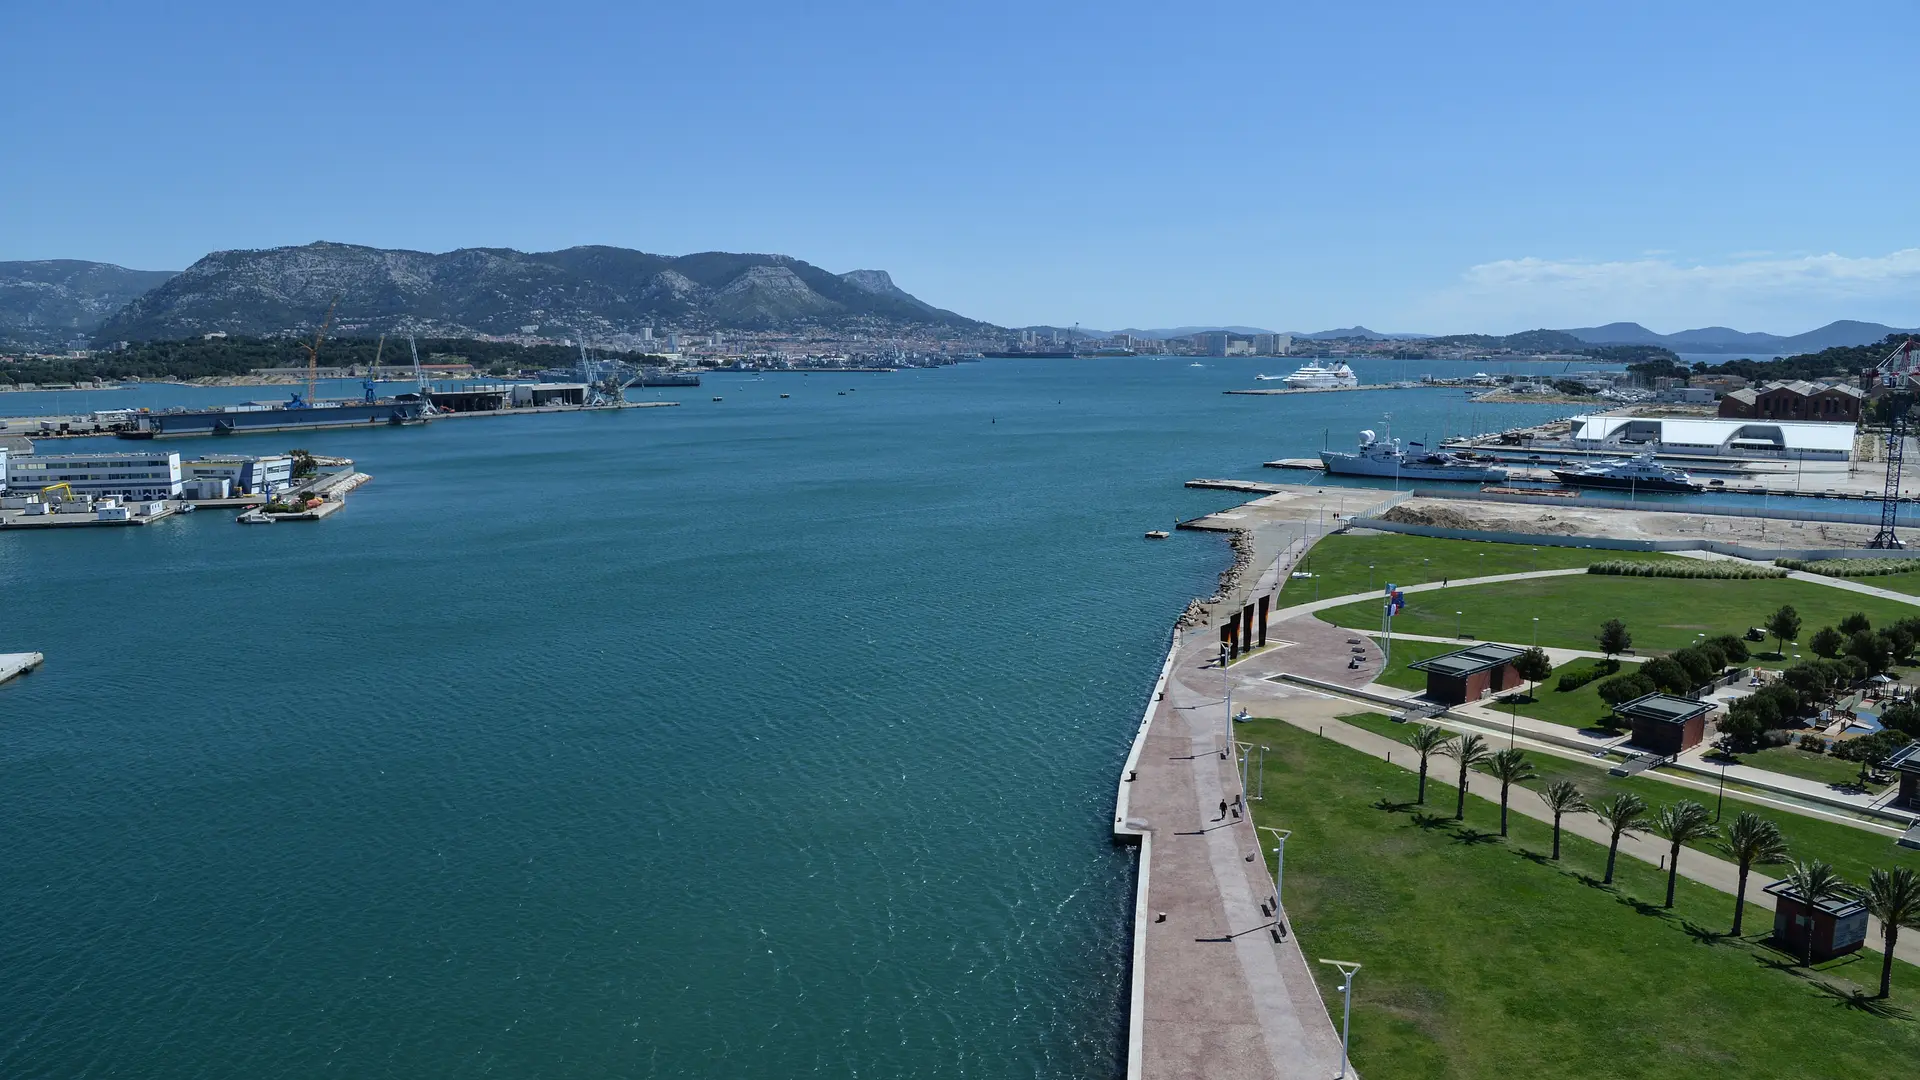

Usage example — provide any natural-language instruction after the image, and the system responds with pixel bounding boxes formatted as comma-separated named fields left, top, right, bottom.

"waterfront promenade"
left=1119, top=487, right=1395, bottom=1079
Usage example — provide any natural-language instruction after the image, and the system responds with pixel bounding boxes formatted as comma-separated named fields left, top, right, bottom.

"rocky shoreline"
left=1176, top=528, right=1255, bottom=628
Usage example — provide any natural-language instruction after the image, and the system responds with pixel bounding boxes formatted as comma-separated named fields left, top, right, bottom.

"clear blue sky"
left=4, top=2, right=1917, bottom=334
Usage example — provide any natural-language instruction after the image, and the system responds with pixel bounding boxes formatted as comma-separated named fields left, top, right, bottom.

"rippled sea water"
left=0, top=359, right=1575, bottom=1078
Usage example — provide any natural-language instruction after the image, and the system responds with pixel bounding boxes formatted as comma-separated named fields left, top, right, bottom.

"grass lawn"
left=1329, top=712, right=1919, bottom=888
left=1240, top=718, right=1920, bottom=1079
left=1500, top=657, right=1635, bottom=729
left=1367, top=637, right=1470, bottom=692
left=1318, top=573, right=1920, bottom=654
left=1279, top=532, right=1679, bottom=607
left=1738, top=745, right=1890, bottom=794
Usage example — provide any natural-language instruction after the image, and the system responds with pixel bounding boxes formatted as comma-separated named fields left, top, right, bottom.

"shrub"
left=1588, top=560, right=1785, bottom=579
left=1839, top=612, right=1872, bottom=636
left=1777, top=556, right=1920, bottom=578
left=1797, top=733, right=1829, bottom=754
left=1597, top=672, right=1657, bottom=707
left=1706, top=634, right=1750, bottom=665
left=1555, top=658, right=1621, bottom=693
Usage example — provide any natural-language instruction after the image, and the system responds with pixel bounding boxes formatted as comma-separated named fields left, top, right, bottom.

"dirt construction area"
left=1379, top=497, right=1882, bottom=546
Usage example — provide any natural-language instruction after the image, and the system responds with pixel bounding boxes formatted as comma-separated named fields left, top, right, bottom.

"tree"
left=1594, top=793, right=1650, bottom=885
left=1440, top=733, right=1492, bottom=821
left=1670, top=647, right=1715, bottom=687
left=1641, top=656, right=1691, bottom=695
left=1766, top=605, right=1801, bottom=657
left=1404, top=724, right=1454, bottom=805
left=1881, top=700, right=1920, bottom=738
left=1838, top=612, right=1871, bottom=636
left=1513, top=647, right=1553, bottom=703
left=1651, top=801, right=1718, bottom=908
left=1885, top=625, right=1915, bottom=662
left=1540, top=780, right=1588, bottom=860
left=1781, top=860, right=1856, bottom=967
left=1808, top=627, right=1844, bottom=659
left=1706, top=633, right=1749, bottom=665
left=1598, top=618, right=1632, bottom=658
left=1846, top=630, right=1890, bottom=676
left=1486, top=748, right=1536, bottom=837
left=1597, top=671, right=1656, bottom=708
left=1719, top=812, right=1789, bottom=935
left=1864, top=867, right=1920, bottom=998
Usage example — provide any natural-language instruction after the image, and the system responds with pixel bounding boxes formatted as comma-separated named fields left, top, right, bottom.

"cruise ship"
left=1552, top=451, right=1701, bottom=493
left=1320, top=429, right=1508, bottom=482
left=1280, top=361, right=1359, bottom=389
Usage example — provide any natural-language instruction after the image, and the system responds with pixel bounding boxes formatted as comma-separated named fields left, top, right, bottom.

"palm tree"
left=1439, top=733, right=1492, bottom=821
left=1593, top=793, right=1650, bottom=885
left=1539, top=780, right=1587, bottom=860
left=1404, top=724, right=1454, bottom=805
left=1485, top=748, right=1536, bottom=837
left=1719, top=812, right=1789, bottom=936
left=1651, top=800, right=1718, bottom=908
left=1781, top=860, right=1855, bottom=968
left=1864, top=866, right=1920, bottom=998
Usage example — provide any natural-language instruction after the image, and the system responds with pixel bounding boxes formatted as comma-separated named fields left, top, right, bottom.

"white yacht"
left=1281, top=361, right=1359, bottom=389
left=1320, top=428, right=1508, bottom=482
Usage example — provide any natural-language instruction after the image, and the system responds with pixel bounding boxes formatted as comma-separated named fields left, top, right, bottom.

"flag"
left=1385, top=585, right=1405, bottom=615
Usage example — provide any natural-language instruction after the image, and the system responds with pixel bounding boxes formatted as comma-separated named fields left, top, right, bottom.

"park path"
left=1226, top=676, right=1920, bottom=970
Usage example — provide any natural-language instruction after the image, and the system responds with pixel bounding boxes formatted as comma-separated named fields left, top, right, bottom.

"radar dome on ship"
left=1358, top=429, right=1377, bottom=445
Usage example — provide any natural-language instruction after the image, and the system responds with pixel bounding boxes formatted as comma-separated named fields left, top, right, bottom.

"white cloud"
left=1406, top=248, right=1920, bottom=334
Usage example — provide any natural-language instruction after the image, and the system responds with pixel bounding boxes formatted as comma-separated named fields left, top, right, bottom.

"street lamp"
left=1456, top=611, right=1463, bottom=638
left=1368, top=564, right=1375, bottom=591
left=1260, top=825, right=1291, bottom=912
left=1319, top=959, right=1362, bottom=1079
left=1532, top=617, right=1539, bottom=646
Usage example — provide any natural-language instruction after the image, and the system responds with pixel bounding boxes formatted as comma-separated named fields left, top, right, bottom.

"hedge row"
left=1776, top=556, right=1920, bottom=578
left=1555, top=658, right=1620, bottom=693
left=1587, top=560, right=1786, bottom=579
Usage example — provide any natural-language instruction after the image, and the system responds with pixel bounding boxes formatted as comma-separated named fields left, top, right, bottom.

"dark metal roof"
left=1762, top=879, right=1868, bottom=917
left=1407, top=643, right=1525, bottom=679
left=1889, top=741, right=1920, bottom=776
left=1614, top=692, right=1712, bottom=727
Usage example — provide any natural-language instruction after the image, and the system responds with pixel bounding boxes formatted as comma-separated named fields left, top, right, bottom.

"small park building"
left=1764, top=879, right=1869, bottom=962
left=1614, top=692, right=1712, bottom=756
left=1408, top=644, right=1524, bottom=705
left=1890, top=741, right=1920, bottom=809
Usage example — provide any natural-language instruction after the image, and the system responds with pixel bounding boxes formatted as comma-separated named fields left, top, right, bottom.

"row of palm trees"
left=1403, top=723, right=1920, bottom=999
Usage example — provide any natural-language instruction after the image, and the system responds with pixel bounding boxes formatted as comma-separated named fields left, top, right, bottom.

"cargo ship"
left=119, top=394, right=428, bottom=439
left=626, top=369, right=701, bottom=387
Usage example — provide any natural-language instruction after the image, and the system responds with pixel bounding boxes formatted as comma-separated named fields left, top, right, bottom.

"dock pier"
left=0, top=652, right=45, bottom=685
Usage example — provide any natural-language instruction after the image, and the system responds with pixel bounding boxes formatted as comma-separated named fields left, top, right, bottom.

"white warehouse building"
left=182, top=454, right=294, bottom=496
left=1564, top=415, right=1856, bottom=461
left=4, top=451, right=183, bottom=500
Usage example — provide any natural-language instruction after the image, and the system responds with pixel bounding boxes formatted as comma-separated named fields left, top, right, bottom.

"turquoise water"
left=0, top=359, right=1575, bottom=1078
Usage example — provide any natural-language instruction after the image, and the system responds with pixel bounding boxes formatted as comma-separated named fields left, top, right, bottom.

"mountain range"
left=0, top=261, right=180, bottom=349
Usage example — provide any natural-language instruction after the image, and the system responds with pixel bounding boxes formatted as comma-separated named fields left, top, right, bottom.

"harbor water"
left=0, top=359, right=1582, bottom=1078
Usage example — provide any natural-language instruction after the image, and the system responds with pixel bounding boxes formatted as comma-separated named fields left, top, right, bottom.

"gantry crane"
left=292, top=296, right=340, bottom=408
left=1865, top=337, right=1919, bottom=548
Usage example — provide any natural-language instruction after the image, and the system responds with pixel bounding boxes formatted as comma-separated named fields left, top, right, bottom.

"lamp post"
left=1716, top=756, right=1729, bottom=822
left=1260, top=825, right=1291, bottom=912
left=1532, top=617, right=1539, bottom=646
left=1319, top=959, right=1362, bottom=1079
left=1368, top=564, right=1375, bottom=591
left=1256, top=745, right=1268, bottom=800
left=1456, top=610, right=1463, bottom=638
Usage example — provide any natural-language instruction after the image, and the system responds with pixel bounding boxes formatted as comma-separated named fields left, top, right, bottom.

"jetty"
left=0, top=652, right=45, bottom=685
left=1184, top=478, right=1289, bottom=495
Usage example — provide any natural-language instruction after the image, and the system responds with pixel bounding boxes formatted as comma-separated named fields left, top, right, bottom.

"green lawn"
left=1318, top=573, right=1920, bottom=654
left=1738, top=745, right=1890, bottom=794
left=1330, top=712, right=1919, bottom=887
left=1369, top=637, right=1471, bottom=692
left=1240, top=718, right=1920, bottom=1079
left=1280, top=532, right=1679, bottom=607
left=1502, top=657, right=1634, bottom=729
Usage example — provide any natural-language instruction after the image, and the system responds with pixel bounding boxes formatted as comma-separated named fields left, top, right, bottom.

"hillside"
left=1561, top=319, right=1918, bottom=354
left=0, top=260, right=178, bottom=349
left=89, top=242, right=987, bottom=344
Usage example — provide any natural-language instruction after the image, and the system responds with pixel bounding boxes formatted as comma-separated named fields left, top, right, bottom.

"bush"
left=1777, top=556, right=1920, bottom=578
left=1839, top=612, right=1872, bottom=636
left=1832, top=729, right=1909, bottom=765
left=1555, top=658, right=1621, bottom=693
left=1706, top=634, right=1750, bottom=665
left=1641, top=656, right=1693, bottom=695
left=1597, top=672, right=1657, bottom=707
left=1797, top=733, right=1829, bottom=754
left=1809, top=627, right=1845, bottom=658
left=1881, top=701, right=1920, bottom=738
left=1588, top=560, right=1785, bottom=579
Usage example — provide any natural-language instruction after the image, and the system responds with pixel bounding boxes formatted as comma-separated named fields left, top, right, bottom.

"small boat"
left=1254, top=373, right=1286, bottom=381
left=712, top=396, right=723, bottom=402
left=237, top=508, right=274, bottom=524
left=1188, top=363, right=1205, bottom=368
left=1281, top=361, right=1359, bottom=389
left=1145, top=530, right=1170, bottom=539
left=780, top=393, right=790, bottom=399
left=838, top=391, right=847, bottom=396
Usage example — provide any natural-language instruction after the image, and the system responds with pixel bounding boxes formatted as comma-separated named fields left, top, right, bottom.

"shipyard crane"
left=408, top=334, right=437, bottom=415
left=1865, top=337, right=1920, bottom=548
left=364, top=334, right=387, bottom=403
left=293, top=296, right=340, bottom=409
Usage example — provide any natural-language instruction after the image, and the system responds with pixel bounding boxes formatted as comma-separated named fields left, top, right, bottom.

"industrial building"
left=1718, top=380, right=1865, bottom=422
left=1563, top=415, right=1855, bottom=461
left=1407, top=643, right=1524, bottom=705
left=4, top=451, right=182, bottom=500
left=182, top=455, right=295, bottom=497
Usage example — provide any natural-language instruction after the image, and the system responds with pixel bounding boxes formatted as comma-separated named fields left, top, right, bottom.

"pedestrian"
left=1218, top=799, right=1228, bottom=820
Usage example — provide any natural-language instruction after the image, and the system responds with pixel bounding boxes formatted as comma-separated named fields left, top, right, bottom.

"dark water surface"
left=0, top=359, right=1572, bottom=1078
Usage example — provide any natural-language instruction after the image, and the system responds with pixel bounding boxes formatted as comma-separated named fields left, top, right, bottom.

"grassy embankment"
left=1241, top=717, right=1920, bottom=1079
left=1332, top=712, right=1917, bottom=888
left=1277, top=532, right=1679, bottom=608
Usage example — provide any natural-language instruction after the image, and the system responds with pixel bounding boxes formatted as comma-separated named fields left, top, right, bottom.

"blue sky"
left=4, top=1, right=1917, bottom=334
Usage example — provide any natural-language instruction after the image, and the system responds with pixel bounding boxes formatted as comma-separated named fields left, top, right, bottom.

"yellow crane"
left=296, top=296, right=340, bottom=407
left=40, top=482, right=72, bottom=500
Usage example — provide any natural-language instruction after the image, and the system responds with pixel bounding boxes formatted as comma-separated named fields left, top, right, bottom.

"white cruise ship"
left=1280, top=361, right=1359, bottom=389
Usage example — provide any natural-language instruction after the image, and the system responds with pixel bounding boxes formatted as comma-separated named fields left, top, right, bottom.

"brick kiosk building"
left=1890, top=741, right=1920, bottom=809
left=1407, top=644, right=1524, bottom=706
left=1764, top=879, right=1869, bottom=962
left=1614, top=692, right=1712, bottom=756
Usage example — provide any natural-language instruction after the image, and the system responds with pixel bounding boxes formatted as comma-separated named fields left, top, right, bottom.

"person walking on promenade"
left=1218, top=799, right=1228, bottom=820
